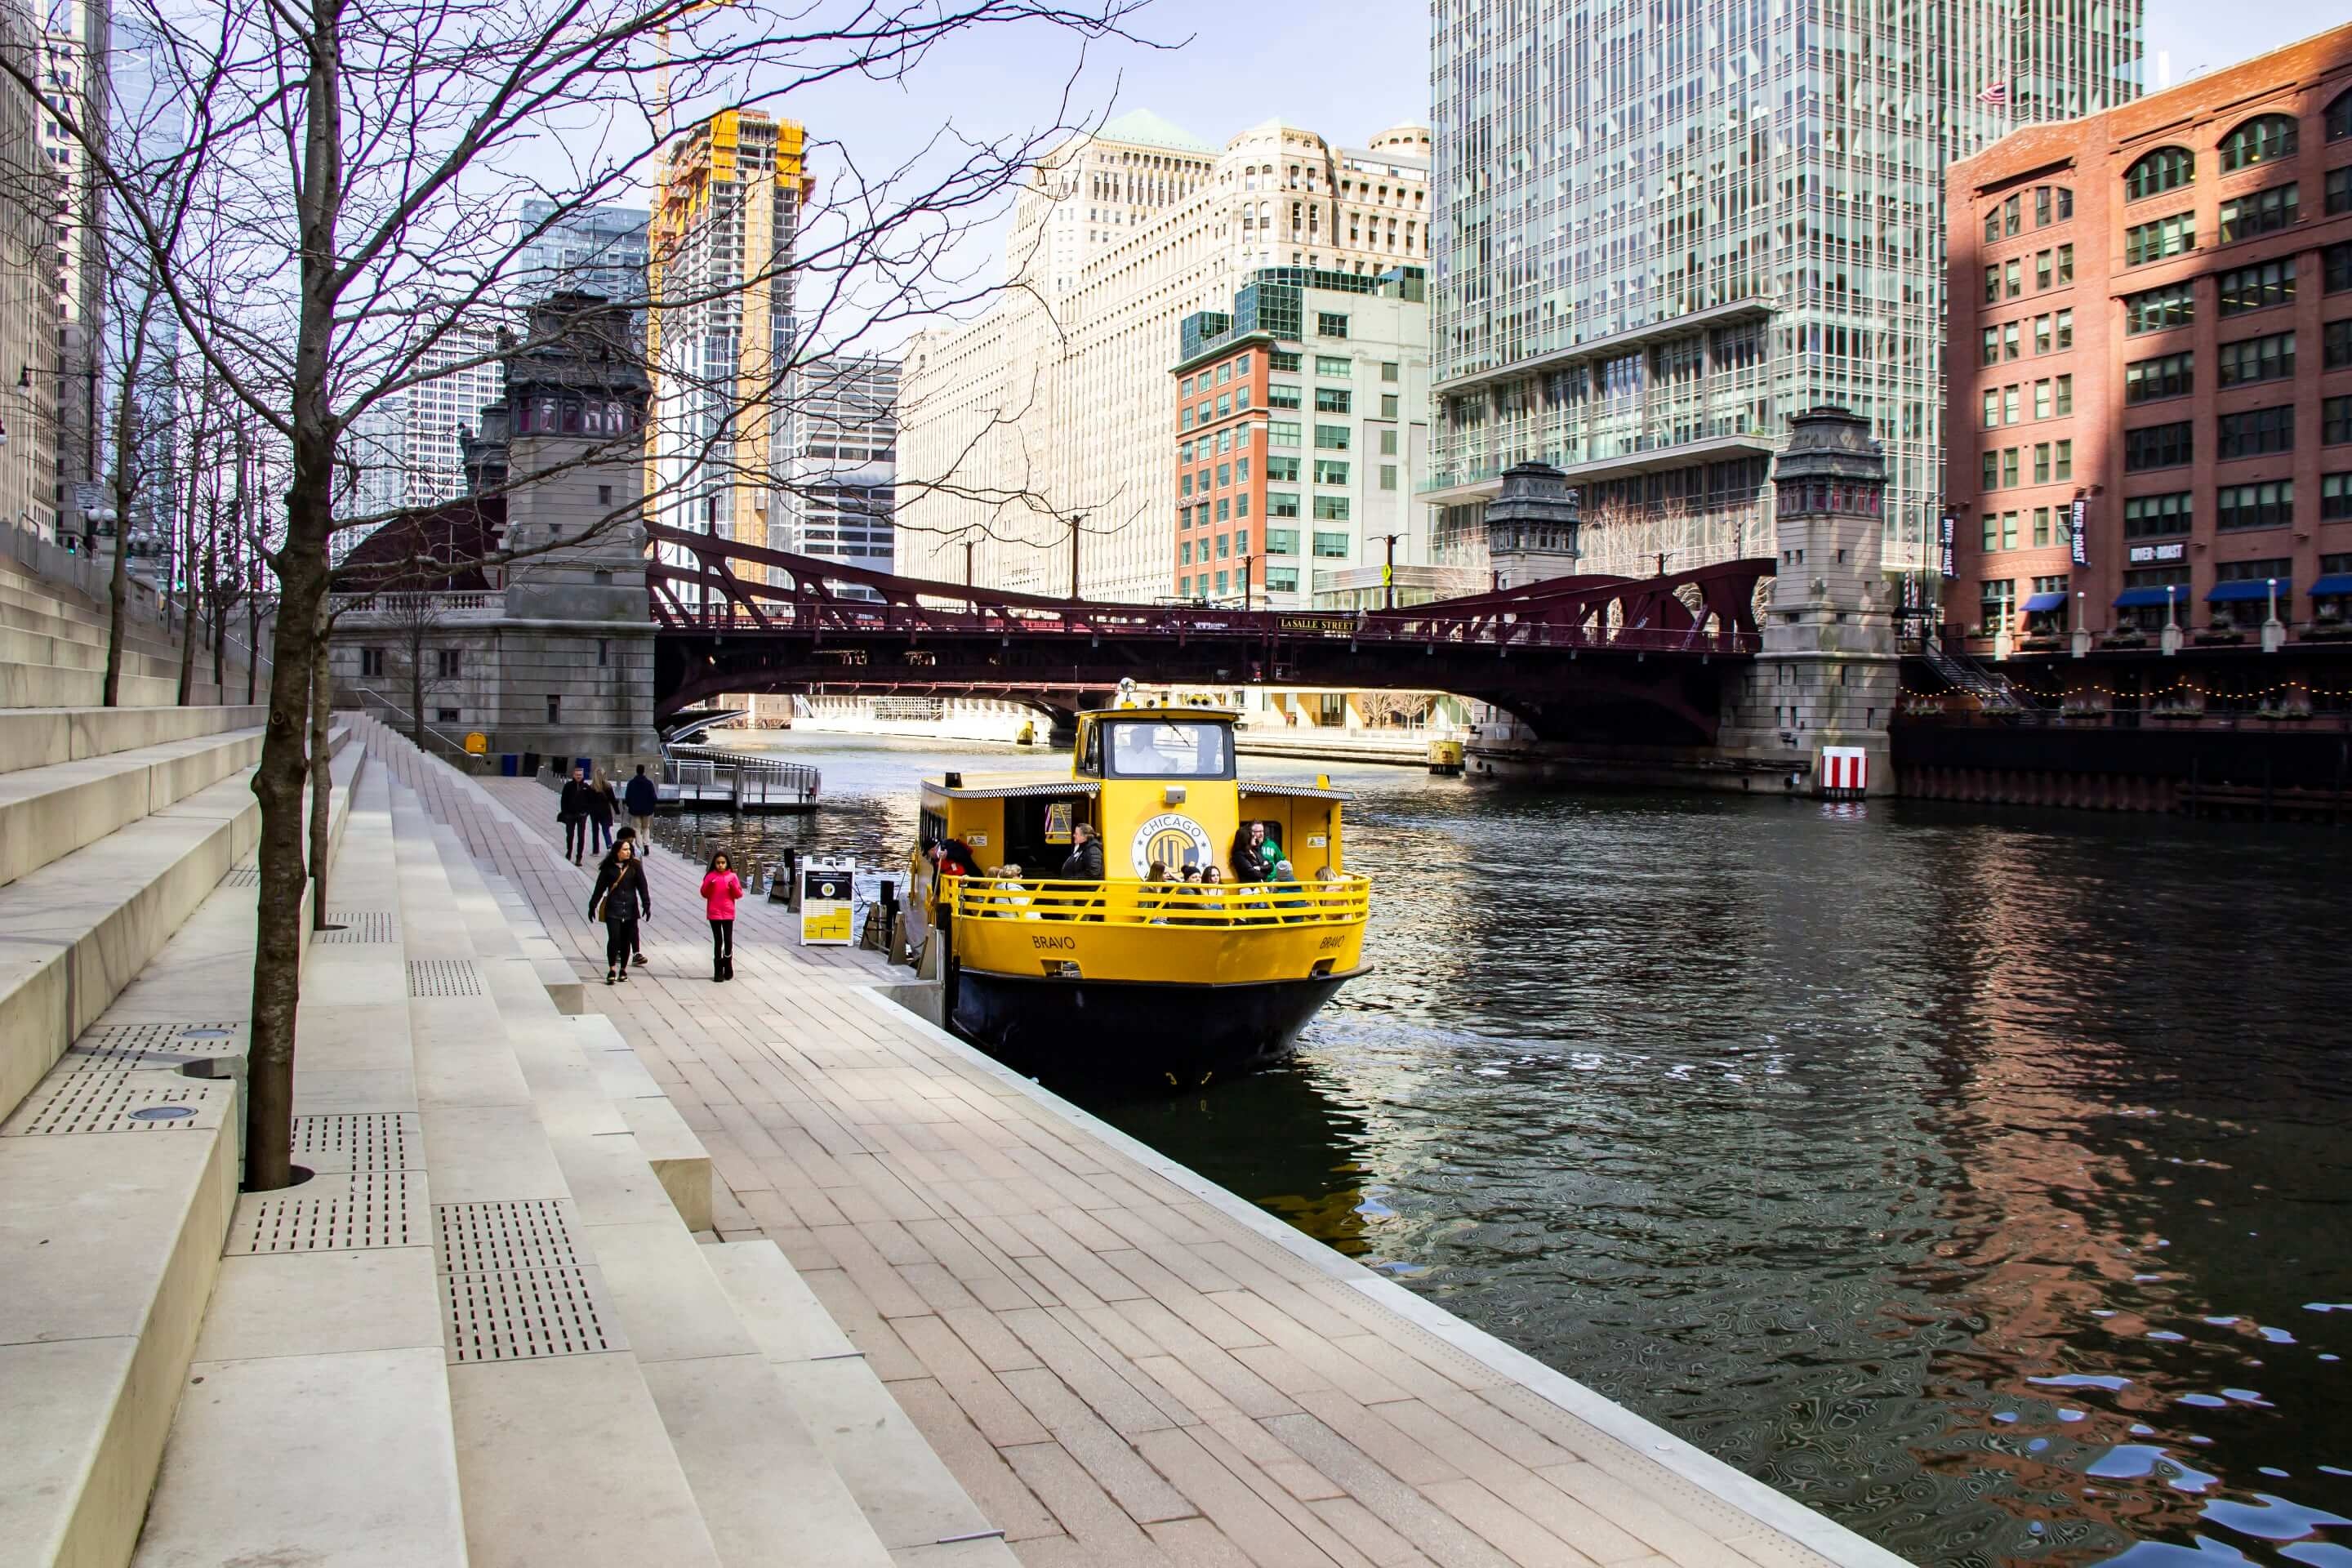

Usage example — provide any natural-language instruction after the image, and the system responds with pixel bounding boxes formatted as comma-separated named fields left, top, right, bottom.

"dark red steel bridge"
left=647, top=523, right=1772, bottom=746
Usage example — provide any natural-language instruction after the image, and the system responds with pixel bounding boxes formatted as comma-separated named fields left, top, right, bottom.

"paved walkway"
left=374, top=748, right=1899, bottom=1568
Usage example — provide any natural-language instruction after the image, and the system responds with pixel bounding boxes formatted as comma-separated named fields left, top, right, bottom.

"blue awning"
left=2310, top=574, right=2352, bottom=598
left=2207, top=580, right=2287, bottom=604
left=2114, top=586, right=2185, bottom=608
left=2021, top=591, right=2068, bottom=612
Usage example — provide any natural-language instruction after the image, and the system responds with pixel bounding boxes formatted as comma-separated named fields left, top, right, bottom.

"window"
left=1178, top=540, right=1192, bottom=566
left=2035, top=252, right=2051, bottom=291
left=1315, top=388, right=1351, bottom=413
left=1312, top=530, right=1350, bottom=556
left=1981, top=327, right=2000, bottom=366
left=1380, top=361, right=1399, bottom=382
left=1106, top=719, right=1232, bottom=780
left=2125, top=212, right=2196, bottom=265
left=2123, top=146, right=2194, bottom=200
left=2004, top=194, right=2021, bottom=235
left=2219, top=114, right=2297, bottom=172
left=1180, top=406, right=1193, bottom=430
left=2003, top=512, right=2020, bottom=550
left=2059, top=188, right=2075, bottom=218
left=1984, top=264, right=2000, bottom=304
left=2124, top=351, right=2193, bottom=403
left=434, top=648, right=461, bottom=679
left=2002, top=448, right=2022, bottom=488
left=2124, top=421, right=2194, bottom=471
left=1984, top=209, right=2000, bottom=243
left=2218, top=183, right=2297, bottom=243
left=2217, top=331, right=2294, bottom=387
left=1267, top=383, right=1302, bottom=408
left=1268, top=421, right=1300, bottom=448
left=2332, top=168, right=2352, bottom=216
left=1982, top=450, right=1999, bottom=491
left=1266, top=492, right=1300, bottom=518
left=2056, top=375, right=2073, bottom=416
left=1180, top=376, right=1194, bottom=397
left=2218, top=258, right=2296, bottom=315
left=2055, top=309, right=2073, bottom=349
left=1312, top=497, right=1351, bottom=522
left=597, top=483, right=612, bottom=506
left=2058, top=243, right=2074, bottom=283
left=2332, top=88, right=2352, bottom=141
left=1264, top=528, right=1298, bottom=555
left=2328, top=318, right=2352, bottom=369
left=1980, top=579, right=2016, bottom=633
left=360, top=647, right=384, bottom=678
left=2124, top=493, right=2194, bottom=537
left=2218, top=406, right=2294, bottom=459
left=1982, top=390, right=1999, bottom=428
left=1236, top=353, right=1253, bottom=376
left=2332, top=397, right=2352, bottom=445
left=1266, top=455, right=1300, bottom=481
left=1180, top=472, right=1193, bottom=497
left=2033, top=508, right=2052, bottom=546
left=1216, top=363, right=1232, bottom=385
left=1215, top=394, right=1232, bottom=419
left=1236, top=457, right=1250, bottom=483
left=1315, top=354, right=1352, bottom=376
left=2216, top=479, right=2292, bottom=530
left=2036, top=186, right=2053, bottom=226
left=1269, top=350, right=1301, bottom=372
left=1316, top=313, right=1348, bottom=338
left=2006, top=258, right=2024, bottom=297
left=2002, top=385, right=2020, bottom=425
left=1379, top=465, right=1398, bottom=491
left=1313, top=459, right=1349, bottom=484
left=1264, top=567, right=1299, bottom=594
left=2034, top=315, right=2052, bottom=354
left=1379, top=394, right=1400, bottom=419
left=546, top=695, right=560, bottom=724
left=2033, top=443, right=2051, bottom=484
left=1980, top=514, right=1999, bottom=550
left=435, top=708, right=459, bottom=724
left=1313, top=424, right=1350, bottom=450
left=2123, top=282, right=2195, bottom=334
left=1215, top=571, right=1228, bottom=595
left=2056, top=440, right=2073, bottom=481
left=1235, top=528, right=1250, bottom=555
left=2323, top=474, right=2352, bottom=521
left=2033, top=381, right=2051, bottom=421
left=2004, top=323, right=2021, bottom=360
left=1235, top=386, right=1251, bottom=411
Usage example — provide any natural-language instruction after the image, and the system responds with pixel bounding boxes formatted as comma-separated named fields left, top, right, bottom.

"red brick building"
left=1944, top=25, right=2352, bottom=653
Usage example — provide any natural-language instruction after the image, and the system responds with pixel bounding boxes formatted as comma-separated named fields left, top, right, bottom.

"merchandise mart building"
left=1423, top=0, right=2143, bottom=584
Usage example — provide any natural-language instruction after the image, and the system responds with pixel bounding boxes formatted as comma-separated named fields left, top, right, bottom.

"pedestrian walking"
left=559, top=765, right=593, bottom=864
left=599, top=830, right=651, bottom=967
left=586, top=768, right=618, bottom=855
left=624, top=764, right=659, bottom=845
left=587, top=840, right=651, bottom=985
left=701, top=850, right=744, bottom=982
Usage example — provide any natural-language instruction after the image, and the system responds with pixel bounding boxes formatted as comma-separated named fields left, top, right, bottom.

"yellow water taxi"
left=916, top=688, right=1370, bottom=1081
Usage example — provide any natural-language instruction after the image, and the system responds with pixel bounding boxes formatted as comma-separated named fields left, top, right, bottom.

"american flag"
left=1979, top=82, right=2010, bottom=105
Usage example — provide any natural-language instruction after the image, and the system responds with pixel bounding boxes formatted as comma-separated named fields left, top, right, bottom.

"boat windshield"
left=1105, top=719, right=1233, bottom=779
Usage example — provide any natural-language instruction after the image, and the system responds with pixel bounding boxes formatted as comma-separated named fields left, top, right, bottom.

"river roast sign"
left=1131, top=813, right=1212, bottom=875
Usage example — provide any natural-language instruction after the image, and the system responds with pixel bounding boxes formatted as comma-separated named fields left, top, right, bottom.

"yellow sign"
left=800, top=906, right=853, bottom=943
left=1381, top=562, right=1394, bottom=586
left=463, top=731, right=488, bottom=755
left=1044, top=803, right=1073, bottom=844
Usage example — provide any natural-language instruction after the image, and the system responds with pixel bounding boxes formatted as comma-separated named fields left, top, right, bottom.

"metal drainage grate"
left=436, top=1200, right=614, bottom=1363
left=292, top=1112, right=419, bottom=1173
left=227, top=1171, right=422, bottom=1254
left=223, top=866, right=262, bottom=889
left=5, top=1073, right=226, bottom=1135
left=65, top=1022, right=244, bottom=1069
left=318, top=911, right=398, bottom=944
left=408, top=959, right=481, bottom=997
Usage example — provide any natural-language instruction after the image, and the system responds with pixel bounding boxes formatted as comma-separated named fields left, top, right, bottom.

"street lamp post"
left=1381, top=532, right=1401, bottom=610
left=1066, top=512, right=1085, bottom=601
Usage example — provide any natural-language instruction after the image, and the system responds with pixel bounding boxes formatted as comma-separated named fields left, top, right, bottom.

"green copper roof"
left=1095, top=109, right=1214, bottom=154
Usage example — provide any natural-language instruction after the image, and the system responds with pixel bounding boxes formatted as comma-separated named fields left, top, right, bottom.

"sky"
left=757, top=0, right=2343, bottom=353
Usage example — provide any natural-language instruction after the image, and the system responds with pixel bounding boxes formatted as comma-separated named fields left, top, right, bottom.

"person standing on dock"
left=702, top=851, right=743, bottom=982
left=625, top=765, right=658, bottom=846
left=559, top=766, right=593, bottom=865
left=587, top=840, right=651, bottom=985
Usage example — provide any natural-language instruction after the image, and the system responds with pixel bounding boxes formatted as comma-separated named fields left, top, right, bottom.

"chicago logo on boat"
left=1130, top=812, right=1212, bottom=875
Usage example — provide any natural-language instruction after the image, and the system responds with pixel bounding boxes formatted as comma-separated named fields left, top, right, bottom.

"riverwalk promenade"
left=363, top=736, right=1900, bottom=1568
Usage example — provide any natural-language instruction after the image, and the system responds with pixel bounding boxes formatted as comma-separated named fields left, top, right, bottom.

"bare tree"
left=12, top=0, right=1157, bottom=1189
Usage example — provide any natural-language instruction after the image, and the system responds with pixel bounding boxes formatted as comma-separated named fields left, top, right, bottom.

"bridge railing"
left=651, top=596, right=1759, bottom=656
left=947, top=873, right=1370, bottom=930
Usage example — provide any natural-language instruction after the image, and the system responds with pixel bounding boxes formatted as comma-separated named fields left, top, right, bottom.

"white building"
left=779, top=354, right=895, bottom=586
left=339, top=327, right=505, bottom=530
left=898, top=114, right=1432, bottom=600
left=39, top=0, right=102, bottom=536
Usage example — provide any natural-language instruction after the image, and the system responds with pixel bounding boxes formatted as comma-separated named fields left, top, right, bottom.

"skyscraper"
left=778, top=354, right=896, bottom=587
left=513, top=200, right=650, bottom=306
left=645, top=109, right=806, bottom=587
left=41, top=0, right=104, bottom=536
left=1423, top=0, right=2144, bottom=580
left=339, top=327, right=505, bottom=529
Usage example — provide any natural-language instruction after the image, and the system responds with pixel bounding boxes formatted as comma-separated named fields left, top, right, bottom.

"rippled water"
left=663, top=732, right=2352, bottom=1568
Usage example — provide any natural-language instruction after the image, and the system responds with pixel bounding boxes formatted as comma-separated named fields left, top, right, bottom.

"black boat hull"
left=948, top=965, right=1366, bottom=1085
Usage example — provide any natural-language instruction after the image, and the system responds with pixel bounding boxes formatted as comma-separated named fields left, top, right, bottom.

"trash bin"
left=500, top=754, right=519, bottom=777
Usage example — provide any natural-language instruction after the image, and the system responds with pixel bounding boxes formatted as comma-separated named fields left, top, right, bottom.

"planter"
left=2305, top=622, right=2352, bottom=642
left=2100, top=634, right=2149, bottom=650
left=2193, top=630, right=2247, bottom=646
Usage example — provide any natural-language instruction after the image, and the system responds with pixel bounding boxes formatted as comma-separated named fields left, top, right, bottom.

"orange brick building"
left=1944, top=25, right=2352, bottom=652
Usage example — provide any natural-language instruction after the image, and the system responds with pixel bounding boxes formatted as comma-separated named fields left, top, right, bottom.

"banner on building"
left=2069, top=497, right=2089, bottom=568
left=1939, top=510, right=1958, bottom=580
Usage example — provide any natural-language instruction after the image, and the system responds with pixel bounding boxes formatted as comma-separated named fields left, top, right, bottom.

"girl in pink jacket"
left=700, top=852, right=744, bottom=982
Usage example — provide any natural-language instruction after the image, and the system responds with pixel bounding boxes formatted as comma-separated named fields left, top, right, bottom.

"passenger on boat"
left=1272, top=860, right=1309, bottom=922
left=1229, top=821, right=1273, bottom=882
left=992, top=865, right=1035, bottom=919
left=1059, top=822, right=1104, bottom=881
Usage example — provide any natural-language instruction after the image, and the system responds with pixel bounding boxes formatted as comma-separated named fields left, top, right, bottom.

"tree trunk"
left=409, top=641, right=425, bottom=748
left=247, top=596, right=261, bottom=706
left=212, top=586, right=227, bottom=692
left=177, top=559, right=199, bottom=704
left=309, top=611, right=332, bottom=931
left=101, top=506, right=131, bottom=706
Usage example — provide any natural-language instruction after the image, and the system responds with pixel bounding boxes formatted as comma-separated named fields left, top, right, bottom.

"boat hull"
left=949, top=964, right=1366, bottom=1085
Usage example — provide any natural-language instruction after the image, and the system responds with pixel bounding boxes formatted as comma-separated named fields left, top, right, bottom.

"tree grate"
left=292, top=1112, right=419, bottom=1173
left=223, top=866, right=262, bottom=888
left=318, top=911, right=398, bottom=943
left=63, top=1022, right=244, bottom=1068
left=227, top=1171, right=422, bottom=1254
left=443, top=1265, right=615, bottom=1362
left=408, top=959, right=481, bottom=996
left=4, top=1073, right=226, bottom=1135
left=435, top=1199, right=585, bottom=1276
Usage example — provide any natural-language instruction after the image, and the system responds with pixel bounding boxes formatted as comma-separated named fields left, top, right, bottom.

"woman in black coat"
left=587, top=840, right=652, bottom=984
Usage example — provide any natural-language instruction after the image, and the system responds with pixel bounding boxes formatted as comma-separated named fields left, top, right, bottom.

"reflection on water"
left=666, top=733, right=2352, bottom=1568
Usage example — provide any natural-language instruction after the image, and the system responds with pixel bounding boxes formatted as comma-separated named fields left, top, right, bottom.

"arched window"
left=2123, top=145, right=2194, bottom=200
left=2328, top=88, right=2352, bottom=142
left=2219, top=114, right=2297, bottom=172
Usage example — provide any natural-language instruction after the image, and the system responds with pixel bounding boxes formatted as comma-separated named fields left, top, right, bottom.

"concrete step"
left=706, top=1241, right=1022, bottom=1567
left=0, top=742, right=365, bottom=1568
left=0, top=704, right=265, bottom=778
left=0, top=586, right=204, bottom=666
left=127, top=764, right=469, bottom=1568
left=0, top=726, right=265, bottom=891
left=0, top=751, right=290, bottom=1123
left=0, top=620, right=203, bottom=684
left=0, top=657, right=182, bottom=709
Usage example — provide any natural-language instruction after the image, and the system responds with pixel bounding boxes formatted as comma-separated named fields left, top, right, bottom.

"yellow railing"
left=946, top=875, right=1370, bottom=929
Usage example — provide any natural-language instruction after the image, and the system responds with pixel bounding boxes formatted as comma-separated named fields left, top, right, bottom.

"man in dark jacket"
left=1230, top=820, right=1272, bottom=883
left=624, top=764, right=659, bottom=844
left=559, top=766, right=593, bottom=864
left=1059, top=822, right=1105, bottom=881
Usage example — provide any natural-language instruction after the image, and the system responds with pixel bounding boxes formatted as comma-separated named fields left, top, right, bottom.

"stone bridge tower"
left=1720, top=407, right=1898, bottom=794
left=1481, top=461, right=1581, bottom=590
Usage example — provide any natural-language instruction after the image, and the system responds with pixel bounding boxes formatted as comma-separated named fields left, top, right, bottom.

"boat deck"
left=411, top=768, right=1902, bottom=1568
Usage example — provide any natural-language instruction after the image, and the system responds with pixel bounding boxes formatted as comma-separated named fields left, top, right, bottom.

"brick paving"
left=363, top=725, right=1875, bottom=1568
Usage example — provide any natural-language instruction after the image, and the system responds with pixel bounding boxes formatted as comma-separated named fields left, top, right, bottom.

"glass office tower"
left=1426, top=0, right=2143, bottom=577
